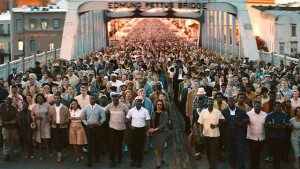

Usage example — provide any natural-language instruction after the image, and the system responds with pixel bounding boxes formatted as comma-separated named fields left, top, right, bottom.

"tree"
left=255, top=36, right=268, bottom=52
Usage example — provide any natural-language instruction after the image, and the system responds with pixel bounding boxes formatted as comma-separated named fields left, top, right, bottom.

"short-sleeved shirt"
left=126, top=106, right=150, bottom=128
left=198, top=108, right=225, bottom=137
left=105, top=102, right=129, bottom=130
left=265, top=112, right=290, bottom=139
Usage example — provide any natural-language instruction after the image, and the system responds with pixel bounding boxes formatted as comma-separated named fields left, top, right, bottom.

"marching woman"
left=31, top=93, right=52, bottom=160
left=69, top=99, right=87, bottom=162
left=148, top=100, right=168, bottom=169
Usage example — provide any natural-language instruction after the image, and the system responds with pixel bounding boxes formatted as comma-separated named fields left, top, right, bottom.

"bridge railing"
left=258, top=50, right=299, bottom=67
left=0, top=49, right=60, bottom=81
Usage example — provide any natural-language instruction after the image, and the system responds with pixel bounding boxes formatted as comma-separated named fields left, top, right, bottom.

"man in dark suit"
left=7, top=67, right=18, bottom=86
left=222, top=97, right=249, bottom=169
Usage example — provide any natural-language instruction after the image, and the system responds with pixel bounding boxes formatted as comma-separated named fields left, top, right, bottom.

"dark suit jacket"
left=221, top=107, right=249, bottom=140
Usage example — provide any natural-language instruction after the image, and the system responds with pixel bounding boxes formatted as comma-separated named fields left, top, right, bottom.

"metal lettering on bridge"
left=108, top=2, right=208, bottom=10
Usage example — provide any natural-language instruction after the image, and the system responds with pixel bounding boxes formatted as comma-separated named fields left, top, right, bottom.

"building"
left=249, top=5, right=300, bottom=56
left=0, top=11, right=11, bottom=64
left=0, top=0, right=9, bottom=13
left=11, top=3, right=67, bottom=60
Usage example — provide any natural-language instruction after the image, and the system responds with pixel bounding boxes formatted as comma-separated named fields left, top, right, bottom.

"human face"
left=112, top=96, right=119, bottom=104
left=253, top=102, right=261, bottom=113
left=136, top=75, right=143, bottom=83
left=70, top=101, right=78, bottom=110
left=26, top=95, right=33, bottom=103
left=216, top=94, right=223, bottom=103
left=11, top=87, right=17, bottom=94
left=207, top=98, right=214, bottom=108
left=125, top=92, right=132, bottom=100
left=293, top=91, right=299, bottom=98
left=139, top=90, right=146, bottom=98
left=156, top=101, right=163, bottom=110
left=54, top=95, right=61, bottom=105
left=135, top=99, right=143, bottom=108
left=238, top=94, right=245, bottom=104
left=90, top=96, right=96, bottom=105
left=198, top=96, right=204, bottom=107
left=193, top=81, right=198, bottom=90
left=52, top=86, right=58, bottom=94
left=37, top=95, right=44, bottom=104
left=274, top=102, right=282, bottom=113
left=119, top=96, right=125, bottom=103
left=281, top=80, right=287, bottom=88
left=80, top=87, right=87, bottom=95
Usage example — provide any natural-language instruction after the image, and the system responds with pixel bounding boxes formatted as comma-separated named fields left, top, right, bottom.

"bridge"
left=60, top=0, right=259, bottom=60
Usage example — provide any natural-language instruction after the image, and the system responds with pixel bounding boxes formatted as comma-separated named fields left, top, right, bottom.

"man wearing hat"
left=104, top=92, right=129, bottom=167
left=110, top=73, right=123, bottom=92
left=7, top=67, right=18, bottom=86
left=0, top=97, right=20, bottom=161
left=126, top=96, right=150, bottom=168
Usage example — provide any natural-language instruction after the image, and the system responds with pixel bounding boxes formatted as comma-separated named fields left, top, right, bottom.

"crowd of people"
left=0, top=18, right=300, bottom=169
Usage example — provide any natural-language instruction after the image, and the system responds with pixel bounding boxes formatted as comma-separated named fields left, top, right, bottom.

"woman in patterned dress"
left=31, top=93, right=52, bottom=160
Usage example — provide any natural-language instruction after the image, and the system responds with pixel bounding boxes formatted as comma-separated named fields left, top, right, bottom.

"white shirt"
left=75, top=94, right=90, bottom=109
left=55, top=104, right=62, bottom=124
left=198, top=108, right=225, bottom=137
left=246, top=109, right=268, bottom=141
left=70, top=109, right=82, bottom=123
left=126, top=106, right=150, bottom=128
left=229, top=108, right=236, bottom=116
left=290, top=98, right=300, bottom=109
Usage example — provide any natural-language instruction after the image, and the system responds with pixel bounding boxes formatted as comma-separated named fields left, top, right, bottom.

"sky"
left=276, top=0, right=300, bottom=4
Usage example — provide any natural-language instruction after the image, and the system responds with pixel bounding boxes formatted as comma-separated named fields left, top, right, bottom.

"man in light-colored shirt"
left=198, top=97, right=225, bottom=169
left=246, top=100, right=267, bottom=169
left=75, top=85, right=90, bottom=109
left=81, top=94, right=106, bottom=167
left=126, top=96, right=150, bottom=168
left=105, top=92, right=129, bottom=167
